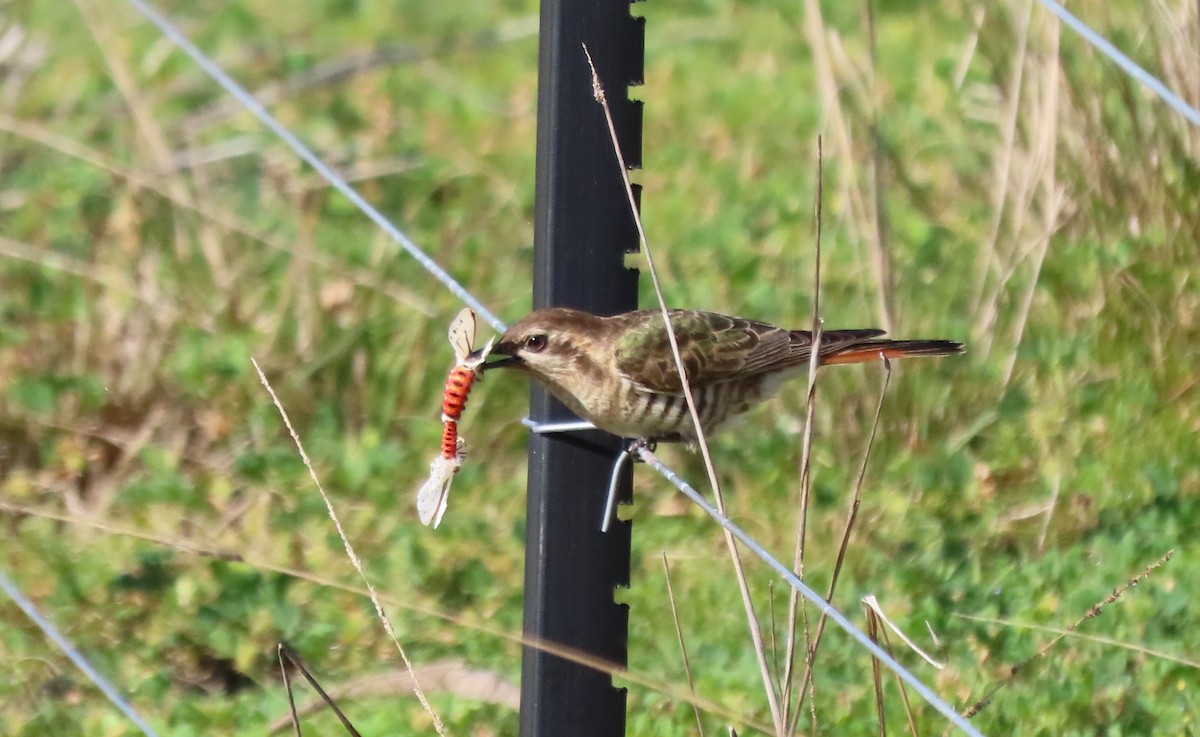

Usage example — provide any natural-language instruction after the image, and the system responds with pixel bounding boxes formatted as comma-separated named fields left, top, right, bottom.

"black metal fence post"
left=519, top=0, right=644, bottom=735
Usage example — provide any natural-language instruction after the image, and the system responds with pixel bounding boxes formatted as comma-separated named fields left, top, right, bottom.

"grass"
left=2, top=0, right=1199, bottom=735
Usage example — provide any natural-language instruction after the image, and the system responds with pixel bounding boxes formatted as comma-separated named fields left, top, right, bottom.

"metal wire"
left=119, top=1, right=1200, bottom=732
left=13, top=2, right=1186, bottom=734
left=637, top=449, right=986, bottom=737
left=0, top=570, right=162, bottom=737
left=123, top=0, right=507, bottom=334
left=116, top=1, right=992, bottom=732
left=66, top=0, right=1200, bottom=732
left=1035, top=0, right=1200, bottom=127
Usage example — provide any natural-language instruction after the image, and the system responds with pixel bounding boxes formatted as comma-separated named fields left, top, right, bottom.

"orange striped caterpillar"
left=416, top=308, right=493, bottom=528
left=438, top=360, right=478, bottom=455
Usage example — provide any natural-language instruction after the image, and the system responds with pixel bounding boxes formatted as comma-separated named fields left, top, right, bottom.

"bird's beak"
left=475, top=340, right=521, bottom=372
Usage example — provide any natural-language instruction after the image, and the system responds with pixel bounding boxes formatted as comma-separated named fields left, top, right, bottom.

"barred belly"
left=613, top=380, right=764, bottom=440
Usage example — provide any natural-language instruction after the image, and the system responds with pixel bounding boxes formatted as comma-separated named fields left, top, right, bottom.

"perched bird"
left=483, top=308, right=963, bottom=442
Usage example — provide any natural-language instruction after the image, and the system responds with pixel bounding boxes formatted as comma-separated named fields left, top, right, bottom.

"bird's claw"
left=627, top=437, right=656, bottom=456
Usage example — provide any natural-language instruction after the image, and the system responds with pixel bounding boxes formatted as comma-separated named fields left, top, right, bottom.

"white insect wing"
left=418, top=307, right=494, bottom=529
left=462, top=336, right=495, bottom=369
left=447, top=307, right=477, bottom=363
left=416, top=438, right=466, bottom=528
left=416, top=459, right=455, bottom=528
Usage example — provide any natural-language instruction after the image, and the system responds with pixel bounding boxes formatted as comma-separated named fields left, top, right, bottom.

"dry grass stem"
left=874, top=606, right=922, bottom=737
left=864, top=604, right=922, bottom=737
left=251, top=358, right=449, bottom=737
left=792, top=357, right=893, bottom=720
left=802, top=0, right=893, bottom=332
left=861, top=596, right=944, bottom=670
left=954, top=614, right=1200, bottom=671
left=273, top=653, right=521, bottom=735
left=662, top=553, right=707, bottom=737
left=278, top=644, right=363, bottom=737
left=0, top=113, right=433, bottom=315
left=583, top=45, right=784, bottom=733
left=781, top=137, right=825, bottom=731
left=1, top=499, right=774, bottom=729
left=865, top=609, right=888, bottom=737
left=72, top=0, right=228, bottom=286
left=962, top=549, right=1175, bottom=718
left=969, top=0, right=1033, bottom=320
left=999, top=15, right=1064, bottom=389
left=0, top=234, right=182, bottom=319
left=862, top=0, right=897, bottom=332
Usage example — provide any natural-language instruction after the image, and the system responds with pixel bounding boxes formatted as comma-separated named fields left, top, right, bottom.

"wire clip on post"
left=520, top=418, right=641, bottom=534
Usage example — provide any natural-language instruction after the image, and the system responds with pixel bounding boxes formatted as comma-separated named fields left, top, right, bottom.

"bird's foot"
left=627, top=436, right=657, bottom=455
left=602, top=441, right=651, bottom=533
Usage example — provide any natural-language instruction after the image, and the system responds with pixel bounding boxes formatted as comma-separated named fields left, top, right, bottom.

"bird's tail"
left=821, top=338, right=965, bottom=366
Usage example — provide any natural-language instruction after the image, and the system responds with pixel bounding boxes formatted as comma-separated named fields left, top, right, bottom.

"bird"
left=481, top=308, right=963, bottom=442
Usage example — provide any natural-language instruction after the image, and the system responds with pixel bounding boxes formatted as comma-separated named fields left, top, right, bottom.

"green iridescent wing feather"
left=614, top=310, right=887, bottom=394
left=613, top=311, right=782, bottom=394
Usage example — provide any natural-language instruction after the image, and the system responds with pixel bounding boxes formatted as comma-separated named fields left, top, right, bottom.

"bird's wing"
left=614, top=311, right=886, bottom=395
left=612, top=311, right=783, bottom=394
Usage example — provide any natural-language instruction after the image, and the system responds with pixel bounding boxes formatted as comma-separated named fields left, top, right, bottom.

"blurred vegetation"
left=2, top=0, right=1198, bottom=735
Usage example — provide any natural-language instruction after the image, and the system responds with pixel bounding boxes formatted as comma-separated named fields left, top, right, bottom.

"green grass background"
left=2, top=0, right=1198, bottom=734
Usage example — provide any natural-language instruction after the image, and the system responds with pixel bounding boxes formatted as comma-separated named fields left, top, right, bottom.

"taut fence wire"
left=9, top=0, right=1197, bottom=733
left=119, top=4, right=980, bottom=733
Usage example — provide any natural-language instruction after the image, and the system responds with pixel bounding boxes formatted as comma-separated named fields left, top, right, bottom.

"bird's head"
left=480, top=308, right=604, bottom=385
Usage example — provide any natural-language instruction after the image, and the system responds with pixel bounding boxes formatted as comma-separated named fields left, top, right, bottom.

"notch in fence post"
left=519, top=0, right=644, bottom=735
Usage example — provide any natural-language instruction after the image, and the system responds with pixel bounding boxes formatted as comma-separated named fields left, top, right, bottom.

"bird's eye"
left=524, top=334, right=548, bottom=352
